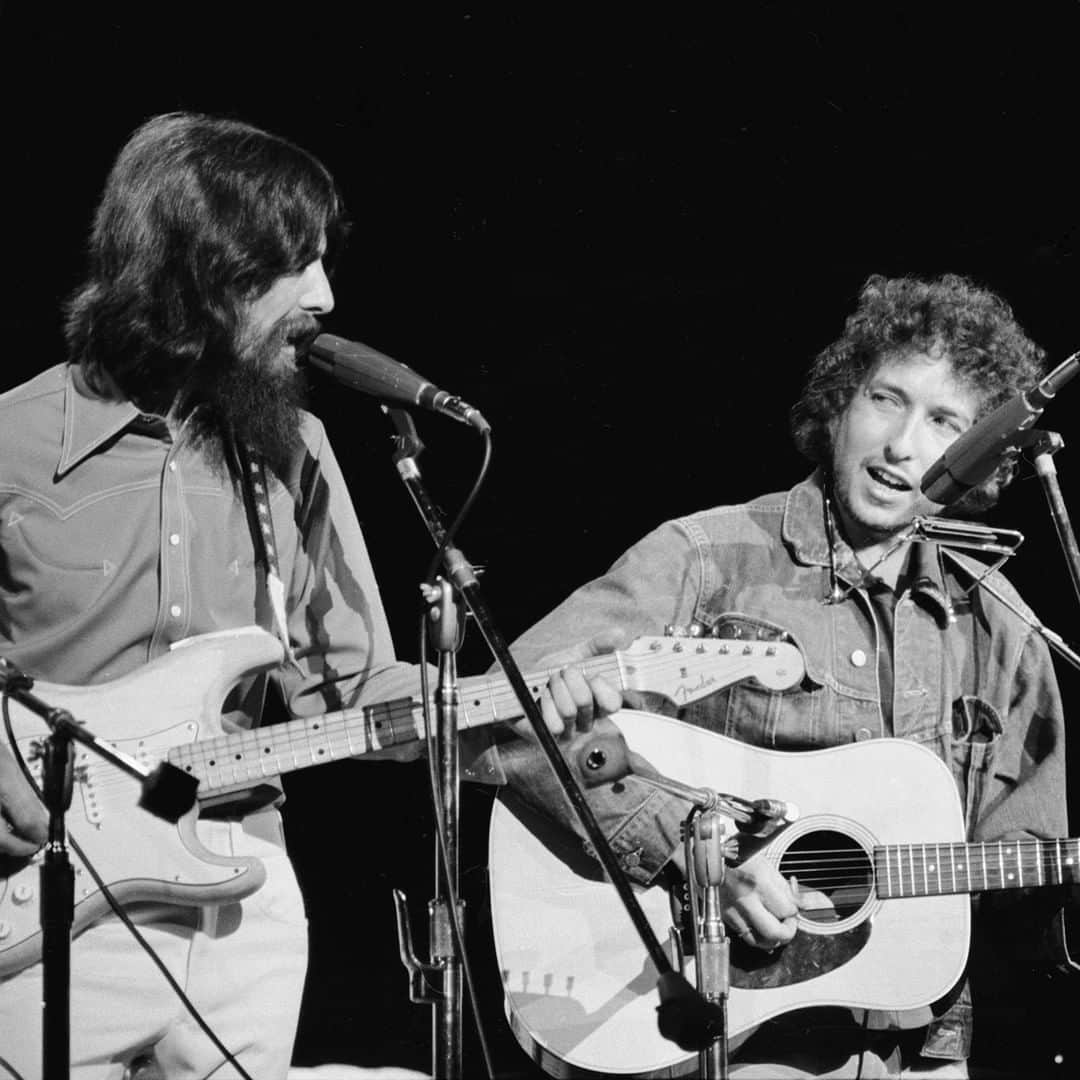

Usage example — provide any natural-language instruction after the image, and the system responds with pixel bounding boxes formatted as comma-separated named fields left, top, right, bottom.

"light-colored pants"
left=0, top=811, right=307, bottom=1080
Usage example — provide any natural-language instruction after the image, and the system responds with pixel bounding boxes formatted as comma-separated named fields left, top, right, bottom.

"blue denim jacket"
left=500, top=473, right=1070, bottom=1059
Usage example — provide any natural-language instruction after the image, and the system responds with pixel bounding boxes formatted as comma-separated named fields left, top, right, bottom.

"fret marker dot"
left=928, top=864, right=936, bottom=873
left=1007, top=873, right=1015, bottom=881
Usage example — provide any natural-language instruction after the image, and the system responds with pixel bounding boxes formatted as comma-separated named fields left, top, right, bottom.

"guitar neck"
left=167, top=653, right=627, bottom=795
left=874, top=837, right=1080, bottom=898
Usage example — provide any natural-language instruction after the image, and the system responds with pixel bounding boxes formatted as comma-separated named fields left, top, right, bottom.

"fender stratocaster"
left=0, top=626, right=803, bottom=976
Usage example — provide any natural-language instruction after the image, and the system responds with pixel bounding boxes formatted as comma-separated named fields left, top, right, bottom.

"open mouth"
left=866, top=465, right=911, bottom=492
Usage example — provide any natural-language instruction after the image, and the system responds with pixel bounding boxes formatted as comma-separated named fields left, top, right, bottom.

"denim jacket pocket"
left=681, top=611, right=828, bottom=748
left=951, top=695, right=1005, bottom=832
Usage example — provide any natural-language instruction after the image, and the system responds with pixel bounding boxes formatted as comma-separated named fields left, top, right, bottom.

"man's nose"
left=301, top=260, right=335, bottom=315
left=883, top=415, right=918, bottom=460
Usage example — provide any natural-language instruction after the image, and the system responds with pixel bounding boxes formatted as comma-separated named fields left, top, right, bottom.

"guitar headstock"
left=620, top=636, right=805, bottom=705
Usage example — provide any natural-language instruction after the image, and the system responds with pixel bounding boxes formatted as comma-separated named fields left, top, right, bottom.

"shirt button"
left=169, top=533, right=180, bottom=547
left=170, top=604, right=182, bottom=618
left=854, top=727, right=874, bottom=742
left=850, top=649, right=868, bottom=667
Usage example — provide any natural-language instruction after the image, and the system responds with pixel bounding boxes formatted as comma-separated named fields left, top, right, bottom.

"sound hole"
left=778, top=829, right=873, bottom=924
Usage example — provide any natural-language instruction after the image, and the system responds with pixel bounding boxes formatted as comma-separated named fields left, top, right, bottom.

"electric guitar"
left=0, top=625, right=803, bottom=977
left=489, top=708, right=1079, bottom=1079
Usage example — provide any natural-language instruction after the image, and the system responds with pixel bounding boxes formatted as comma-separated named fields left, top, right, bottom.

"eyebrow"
left=868, top=376, right=976, bottom=425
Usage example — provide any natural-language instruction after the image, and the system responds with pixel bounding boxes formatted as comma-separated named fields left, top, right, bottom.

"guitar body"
left=489, top=709, right=969, bottom=1079
left=0, top=627, right=280, bottom=977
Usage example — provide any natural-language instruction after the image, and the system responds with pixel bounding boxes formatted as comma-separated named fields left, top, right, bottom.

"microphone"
left=921, top=351, right=1080, bottom=505
left=306, top=333, right=490, bottom=433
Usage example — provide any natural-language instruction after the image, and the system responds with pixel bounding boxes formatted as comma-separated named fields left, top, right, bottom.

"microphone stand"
left=382, top=408, right=721, bottom=1077
left=0, top=662, right=198, bottom=1080
left=1029, top=430, right=1080, bottom=610
left=386, top=408, right=467, bottom=1080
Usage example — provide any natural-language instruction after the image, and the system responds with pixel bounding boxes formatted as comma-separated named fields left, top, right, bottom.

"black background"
left=4, top=5, right=1080, bottom=1077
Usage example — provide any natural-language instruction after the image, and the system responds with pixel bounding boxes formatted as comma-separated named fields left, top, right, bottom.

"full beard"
left=183, top=315, right=321, bottom=481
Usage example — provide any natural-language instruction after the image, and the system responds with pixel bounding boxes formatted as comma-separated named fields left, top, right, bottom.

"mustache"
left=277, top=314, right=323, bottom=356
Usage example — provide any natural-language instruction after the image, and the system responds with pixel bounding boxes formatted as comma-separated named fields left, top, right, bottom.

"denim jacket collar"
left=781, top=471, right=954, bottom=622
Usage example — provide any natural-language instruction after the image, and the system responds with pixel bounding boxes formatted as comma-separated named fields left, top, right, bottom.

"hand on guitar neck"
left=515, top=627, right=629, bottom=742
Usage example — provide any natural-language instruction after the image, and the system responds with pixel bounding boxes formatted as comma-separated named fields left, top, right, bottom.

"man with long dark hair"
left=0, top=112, right=429, bottom=1079
left=500, top=274, right=1074, bottom=1077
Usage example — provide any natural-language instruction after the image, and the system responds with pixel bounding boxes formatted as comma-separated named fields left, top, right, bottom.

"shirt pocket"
left=1, top=496, right=115, bottom=639
left=679, top=611, right=829, bottom=749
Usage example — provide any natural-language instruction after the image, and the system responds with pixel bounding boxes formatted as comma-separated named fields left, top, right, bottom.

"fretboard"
left=167, top=655, right=626, bottom=793
left=874, top=838, right=1080, bottom=898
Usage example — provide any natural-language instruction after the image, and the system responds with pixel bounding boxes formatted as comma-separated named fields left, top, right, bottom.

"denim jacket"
left=500, top=473, right=1070, bottom=1059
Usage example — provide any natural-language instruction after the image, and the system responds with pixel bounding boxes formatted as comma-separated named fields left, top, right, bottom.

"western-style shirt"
left=0, top=363, right=419, bottom=751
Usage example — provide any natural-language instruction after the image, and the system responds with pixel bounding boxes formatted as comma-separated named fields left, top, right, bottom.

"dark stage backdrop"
left=4, top=6, right=1080, bottom=1077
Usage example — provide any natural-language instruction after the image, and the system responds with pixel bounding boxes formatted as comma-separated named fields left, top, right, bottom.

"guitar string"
left=71, top=648, right=779, bottom=792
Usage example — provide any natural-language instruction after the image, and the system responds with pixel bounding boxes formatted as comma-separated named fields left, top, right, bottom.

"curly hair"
left=790, top=273, right=1047, bottom=511
left=64, top=112, right=348, bottom=414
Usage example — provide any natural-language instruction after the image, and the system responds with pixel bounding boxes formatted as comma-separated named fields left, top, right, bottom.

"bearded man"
left=0, top=112, right=427, bottom=1080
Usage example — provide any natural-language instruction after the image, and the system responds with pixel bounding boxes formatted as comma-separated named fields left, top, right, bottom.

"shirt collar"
left=780, top=470, right=955, bottom=620
left=56, top=364, right=143, bottom=477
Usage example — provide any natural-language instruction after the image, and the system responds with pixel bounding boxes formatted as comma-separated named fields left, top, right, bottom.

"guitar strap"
left=232, top=437, right=302, bottom=673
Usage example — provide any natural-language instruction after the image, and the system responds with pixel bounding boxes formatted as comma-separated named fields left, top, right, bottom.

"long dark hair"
left=65, top=112, right=347, bottom=414
left=790, top=273, right=1046, bottom=510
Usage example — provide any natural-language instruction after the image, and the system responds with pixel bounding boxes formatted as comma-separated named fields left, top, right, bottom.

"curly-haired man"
left=501, top=274, right=1073, bottom=1078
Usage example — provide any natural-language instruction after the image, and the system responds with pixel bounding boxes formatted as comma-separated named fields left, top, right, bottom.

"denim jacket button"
left=849, top=649, right=868, bottom=667
left=854, top=727, right=874, bottom=742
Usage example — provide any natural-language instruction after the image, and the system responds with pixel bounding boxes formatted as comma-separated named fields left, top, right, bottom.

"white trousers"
left=0, top=810, right=308, bottom=1080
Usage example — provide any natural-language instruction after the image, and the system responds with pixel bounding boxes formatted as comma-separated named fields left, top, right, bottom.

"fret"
left=874, top=838, right=1080, bottom=900
left=159, top=635, right=801, bottom=798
